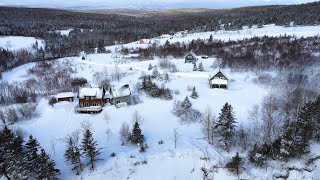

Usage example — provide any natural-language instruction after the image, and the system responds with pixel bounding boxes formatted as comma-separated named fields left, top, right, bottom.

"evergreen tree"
left=81, top=129, right=101, bottom=170
left=0, top=126, right=28, bottom=180
left=25, top=135, right=41, bottom=177
left=190, top=86, right=198, bottom=99
left=97, top=40, right=106, bottom=53
left=148, top=63, right=153, bottom=71
left=198, top=62, right=204, bottom=71
left=248, top=144, right=268, bottom=167
left=64, top=137, right=83, bottom=175
left=278, top=120, right=295, bottom=161
left=193, top=63, right=197, bottom=71
left=226, top=152, right=244, bottom=177
left=164, top=72, right=169, bottom=82
left=36, top=149, right=60, bottom=180
left=314, top=95, right=320, bottom=142
left=294, top=101, right=315, bottom=155
left=181, top=96, right=192, bottom=110
left=208, top=34, right=213, bottom=44
left=216, top=103, right=237, bottom=152
left=131, top=121, right=144, bottom=145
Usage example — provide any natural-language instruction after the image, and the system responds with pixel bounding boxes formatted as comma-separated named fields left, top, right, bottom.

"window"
left=91, top=96, right=94, bottom=100
left=84, top=102, right=89, bottom=107
left=91, top=103, right=96, bottom=106
left=85, top=96, right=89, bottom=100
left=116, top=100, right=121, bottom=104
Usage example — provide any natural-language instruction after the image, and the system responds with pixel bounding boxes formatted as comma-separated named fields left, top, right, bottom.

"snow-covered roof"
left=56, top=92, right=74, bottom=98
left=209, top=69, right=228, bottom=80
left=185, top=51, right=197, bottom=58
left=110, top=85, right=131, bottom=98
left=104, top=91, right=113, bottom=99
left=210, top=79, right=228, bottom=85
left=79, top=87, right=104, bottom=98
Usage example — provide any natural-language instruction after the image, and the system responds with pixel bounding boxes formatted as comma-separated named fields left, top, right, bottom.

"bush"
left=110, top=152, right=116, bottom=157
left=226, top=152, right=244, bottom=176
left=49, top=97, right=58, bottom=106
left=17, top=103, right=38, bottom=120
left=6, top=108, right=19, bottom=124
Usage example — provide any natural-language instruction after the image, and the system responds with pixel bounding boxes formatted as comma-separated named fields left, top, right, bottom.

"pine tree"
left=294, top=101, right=315, bottom=155
left=148, top=63, right=153, bottom=71
left=226, top=152, right=244, bottom=177
left=65, top=137, right=83, bottom=175
left=36, top=149, right=60, bottom=179
left=181, top=96, right=192, bottom=110
left=25, top=135, right=41, bottom=177
left=198, top=62, right=204, bottom=71
left=193, top=63, right=197, bottom=71
left=278, top=120, right=295, bottom=161
left=164, top=72, right=169, bottom=82
left=190, top=86, right=198, bottom=99
left=0, top=126, right=28, bottom=180
left=97, top=40, right=106, bottom=53
left=216, top=103, right=237, bottom=152
left=131, top=121, right=144, bottom=145
left=208, top=34, right=213, bottom=44
left=81, top=129, right=101, bottom=170
left=314, top=95, right=320, bottom=141
left=248, top=144, right=268, bottom=167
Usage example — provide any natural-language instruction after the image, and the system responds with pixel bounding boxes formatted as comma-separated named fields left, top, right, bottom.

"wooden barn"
left=56, top=92, right=74, bottom=102
left=209, top=70, right=228, bottom=89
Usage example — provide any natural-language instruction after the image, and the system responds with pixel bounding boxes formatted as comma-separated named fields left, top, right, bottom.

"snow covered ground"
left=1, top=24, right=320, bottom=180
left=0, top=36, right=45, bottom=51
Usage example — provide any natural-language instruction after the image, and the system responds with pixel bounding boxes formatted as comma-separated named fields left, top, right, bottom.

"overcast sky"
left=0, top=0, right=317, bottom=9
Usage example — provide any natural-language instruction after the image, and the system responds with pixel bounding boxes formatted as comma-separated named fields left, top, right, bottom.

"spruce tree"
left=36, top=149, right=60, bottom=179
left=226, top=152, right=244, bottom=177
left=181, top=96, right=192, bottom=110
left=294, top=101, right=315, bottom=155
left=193, top=63, right=197, bottom=71
left=148, top=63, right=153, bottom=71
left=0, top=126, right=28, bottom=180
left=65, top=137, right=83, bottom=175
left=314, top=95, right=320, bottom=141
left=198, top=62, right=204, bottom=71
left=81, top=129, right=101, bottom=170
left=131, top=121, right=144, bottom=145
left=190, top=86, right=198, bottom=99
left=25, top=135, right=41, bottom=177
left=152, top=67, right=159, bottom=79
left=216, top=103, right=237, bottom=152
left=278, top=120, right=295, bottom=161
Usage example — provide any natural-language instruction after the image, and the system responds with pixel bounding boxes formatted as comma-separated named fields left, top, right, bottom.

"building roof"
left=210, top=78, right=228, bottom=85
left=56, top=92, right=74, bottom=99
left=79, top=87, right=104, bottom=98
left=185, top=51, right=197, bottom=59
left=210, top=70, right=228, bottom=81
left=110, top=84, right=131, bottom=98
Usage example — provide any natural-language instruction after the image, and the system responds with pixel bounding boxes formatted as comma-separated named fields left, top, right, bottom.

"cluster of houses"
left=57, top=50, right=228, bottom=114
left=56, top=84, right=131, bottom=114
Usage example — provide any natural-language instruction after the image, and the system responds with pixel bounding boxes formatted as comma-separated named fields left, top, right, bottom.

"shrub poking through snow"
left=49, top=97, right=58, bottom=106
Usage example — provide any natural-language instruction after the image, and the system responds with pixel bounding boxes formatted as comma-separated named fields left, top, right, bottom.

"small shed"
left=209, top=70, right=228, bottom=89
left=57, top=92, right=74, bottom=102
left=185, top=51, right=198, bottom=63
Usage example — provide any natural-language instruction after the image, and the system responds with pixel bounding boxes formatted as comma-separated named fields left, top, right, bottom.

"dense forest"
left=0, top=2, right=320, bottom=72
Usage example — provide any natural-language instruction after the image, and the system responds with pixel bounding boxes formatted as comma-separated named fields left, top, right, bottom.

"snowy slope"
left=2, top=24, right=320, bottom=180
left=0, top=36, right=45, bottom=51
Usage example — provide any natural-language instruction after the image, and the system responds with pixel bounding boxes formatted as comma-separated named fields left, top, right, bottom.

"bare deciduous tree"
left=201, top=106, right=216, bottom=145
left=119, top=122, right=130, bottom=145
left=105, top=128, right=113, bottom=143
left=172, top=128, right=180, bottom=149
left=261, top=94, right=279, bottom=145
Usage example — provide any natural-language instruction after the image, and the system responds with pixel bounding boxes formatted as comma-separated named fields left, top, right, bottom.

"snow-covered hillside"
left=0, top=36, right=45, bottom=51
left=1, top=24, right=320, bottom=180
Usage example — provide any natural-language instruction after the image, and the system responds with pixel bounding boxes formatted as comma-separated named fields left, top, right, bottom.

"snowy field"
left=0, top=36, right=45, bottom=51
left=1, top=24, right=320, bottom=180
left=106, top=24, right=320, bottom=52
